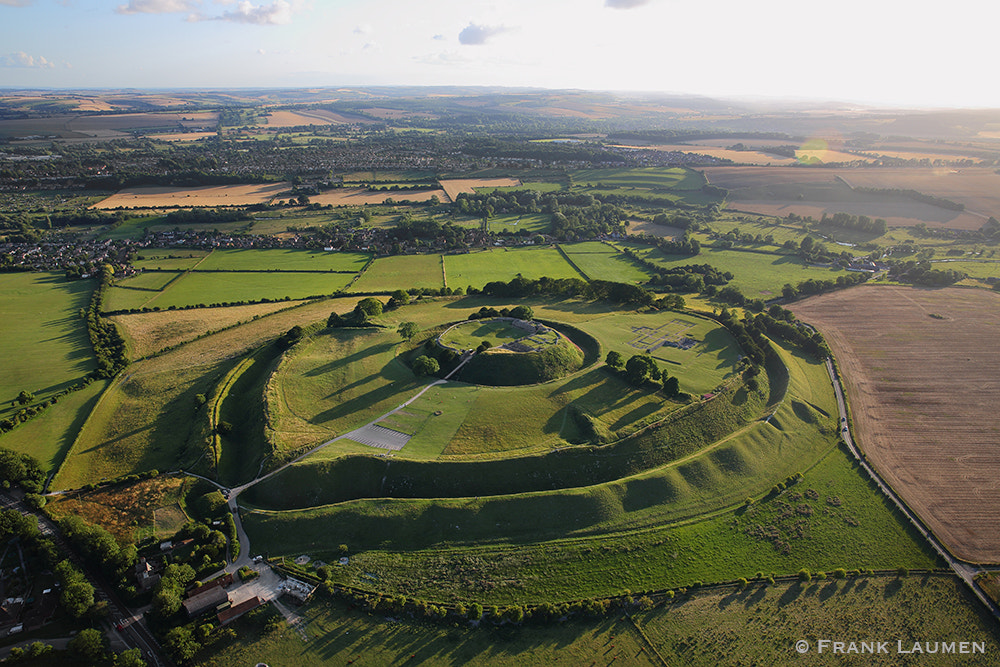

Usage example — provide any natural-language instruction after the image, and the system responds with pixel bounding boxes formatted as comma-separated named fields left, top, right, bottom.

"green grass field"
left=445, top=247, right=582, bottom=289
left=579, top=310, right=740, bottom=394
left=0, top=380, right=107, bottom=474
left=196, top=574, right=1000, bottom=667
left=933, top=260, right=1000, bottom=280
left=490, top=181, right=564, bottom=194
left=114, top=270, right=181, bottom=291
left=52, top=358, right=229, bottom=490
left=485, top=213, right=551, bottom=234
left=140, top=272, right=354, bottom=309
left=350, top=254, right=444, bottom=292
left=269, top=327, right=424, bottom=450
left=570, top=167, right=705, bottom=190
left=195, top=249, right=371, bottom=272
left=619, top=243, right=848, bottom=297
left=0, top=273, right=95, bottom=408
left=133, top=248, right=209, bottom=271
left=561, top=241, right=654, bottom=283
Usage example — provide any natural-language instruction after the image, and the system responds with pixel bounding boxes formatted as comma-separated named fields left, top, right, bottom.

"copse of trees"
left=468, top=304, right=534, bottom=321
left=476, top=275, right=654, bottom=307
left=454, top=189, right=630, bottom=241
left=625, top=233, right=701, bottom=257
left=327, top=297, right=387, bottom=328
left=88, top=266, right=128, bottom=378
left=603, top=352, right=682, bottom=397
left=58, top=515, right=138, bottom=587
left=55, top=560, right=95, bottom=618
left=816, top=211, right=888, bottom=235
left=887, top=260, right=967, bottom=286
left=780, top=271, right=870, bottom=300
left=0, top=448, right=45, bottom=492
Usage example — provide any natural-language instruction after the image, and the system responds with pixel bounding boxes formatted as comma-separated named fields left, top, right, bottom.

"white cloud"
left=116, top=0, right=198, bottom=14
left=353, top=24, right=370, bottom=35
left=214, top=0, right=294, bottom=24
left=118, top=0, right=298, bottom=24
left=0, top=0, right=34, bottom=6
left=458, top=22, right=512, bottom=46
left=605, top=0, right=651, bottom=8
left=432, top=34, right=445, bottom=41
left=0, top=51, right=55, bottom=68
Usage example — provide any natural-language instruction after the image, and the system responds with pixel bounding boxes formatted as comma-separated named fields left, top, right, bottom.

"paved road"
left=825, top=358, right=1000, bottom=621
left=0, top=492, right=166, bottom=666
left=190, top=353, right=478, bottom=586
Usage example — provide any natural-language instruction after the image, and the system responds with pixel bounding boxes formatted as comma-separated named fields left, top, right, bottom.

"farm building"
left=217, top=596, right=262, bottom=625
left=183, top=586, right=229, bottom=618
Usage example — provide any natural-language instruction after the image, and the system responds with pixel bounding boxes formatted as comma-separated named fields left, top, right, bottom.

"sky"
left=0, top=0, right=998, bottom=109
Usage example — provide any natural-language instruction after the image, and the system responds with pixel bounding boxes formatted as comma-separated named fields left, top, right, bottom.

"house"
left=134, top=558, right=160, bottom=592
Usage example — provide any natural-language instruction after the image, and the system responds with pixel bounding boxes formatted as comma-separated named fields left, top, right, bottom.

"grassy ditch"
left=242, top=365, right=768, bottom=510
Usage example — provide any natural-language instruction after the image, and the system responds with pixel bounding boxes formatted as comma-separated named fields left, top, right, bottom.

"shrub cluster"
left=88, top=267, right=128, bottom=377
left=479, top=275, right=653, bottom=306
left=0, top=448, right=46, bottom=492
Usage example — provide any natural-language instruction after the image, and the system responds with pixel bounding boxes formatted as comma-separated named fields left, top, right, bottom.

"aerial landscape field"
left=3, top=3, right=1000, bottom=662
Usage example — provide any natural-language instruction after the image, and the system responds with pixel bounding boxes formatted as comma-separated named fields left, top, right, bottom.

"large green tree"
left=355, top=297, right=384, bottom=320
left=624, top=354, right=660, bottom=387
left=397, top=321, right=419, bottom=341
left=412, top=355, right=440, bottom=377
left=69, top=628, right=106, bottom=663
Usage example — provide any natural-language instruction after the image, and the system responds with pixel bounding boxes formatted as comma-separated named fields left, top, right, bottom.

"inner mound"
left=436, top=317, right=586, bottom=386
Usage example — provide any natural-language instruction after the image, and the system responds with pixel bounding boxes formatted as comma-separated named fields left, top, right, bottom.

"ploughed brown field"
left=789, top=285, right=1000, bottom=563
left=704, top=166, right=992, bottom=230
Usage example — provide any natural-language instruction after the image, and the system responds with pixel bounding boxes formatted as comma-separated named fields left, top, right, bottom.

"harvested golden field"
left=704, top=166, right=987, bottom=230
left=789, top=285, right=1000, bottom=563
left=439, top=178, right=522, bottom=202
left=91, top=182, right=290, bottom=209
left=262, top=109, right=362, bottom=126
left=111, top=300, right=306, bottom=359
left=310, top=187, right=446, bottom=206
left=47, top=475, right=190, bottom=543
left=147, top=131, right=218, bottom=142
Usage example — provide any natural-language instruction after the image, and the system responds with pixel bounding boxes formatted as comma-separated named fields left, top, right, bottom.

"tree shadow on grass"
left=884, top=578, right=904, bottom=598
left=303, top=338, right=393, bottom=378
left=744, top=584, right=769, bottom=608
left=819, top=580, right=839, bottom=602
left=608, top=400, right=663, bottom=432
left=838, top=578, right=857, bottom=596
left=311, top=380, right=421, bottom=426
left=778, top=582, right=803, bottom=607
